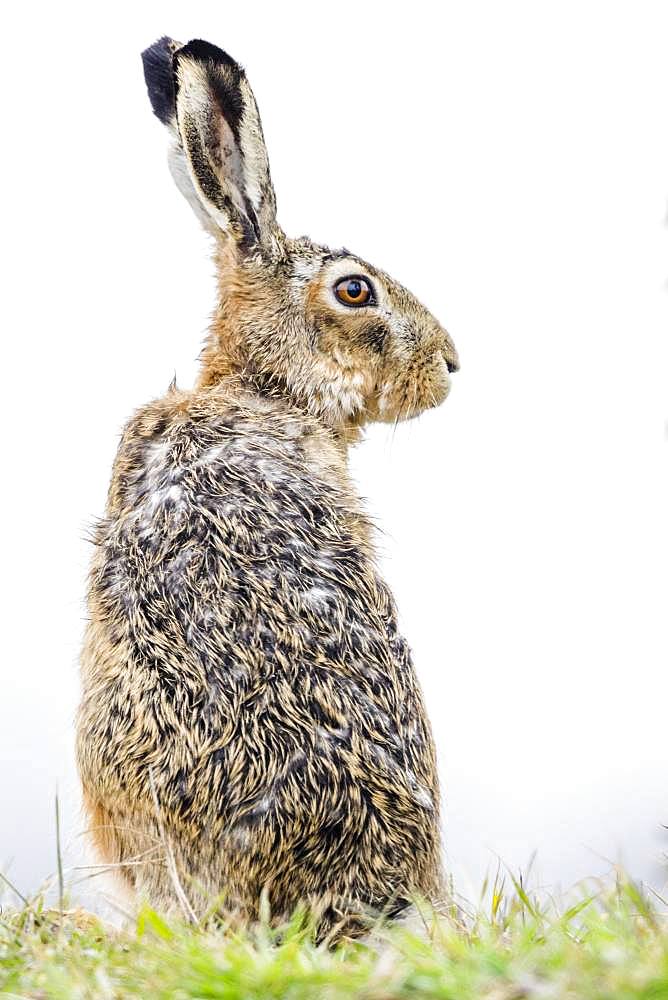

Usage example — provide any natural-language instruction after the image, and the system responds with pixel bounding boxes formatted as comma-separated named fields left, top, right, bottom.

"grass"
left=1, top=872, right=667, bottom=998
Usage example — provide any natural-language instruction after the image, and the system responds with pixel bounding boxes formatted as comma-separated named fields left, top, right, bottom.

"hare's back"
left=86, top=395, right=435, bottom=833
left=101, top=396, right=405, bottom=695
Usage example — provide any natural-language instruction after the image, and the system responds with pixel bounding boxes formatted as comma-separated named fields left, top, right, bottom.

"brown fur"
left=77, top=37, right=459, bottom=937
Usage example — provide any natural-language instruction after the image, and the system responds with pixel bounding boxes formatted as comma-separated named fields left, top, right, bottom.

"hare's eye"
left=334, top=276, right=375, bottom=307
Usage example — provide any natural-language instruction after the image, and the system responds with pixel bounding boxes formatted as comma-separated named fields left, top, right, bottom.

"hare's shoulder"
left=104, top=388, right=367, bottom=553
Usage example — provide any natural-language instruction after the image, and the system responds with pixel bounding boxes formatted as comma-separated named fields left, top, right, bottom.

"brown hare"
left=77, top=36, right=459, bottom=937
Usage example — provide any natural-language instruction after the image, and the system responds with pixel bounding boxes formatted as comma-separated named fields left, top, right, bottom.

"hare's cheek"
left=358, top=322, right=388, bottom=355
left=302, top=355, right=372, bottom=422
left=376, top=379, right=406, bottom=421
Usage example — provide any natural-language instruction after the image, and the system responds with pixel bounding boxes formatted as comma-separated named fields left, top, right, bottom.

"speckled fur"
left=77, top=37, right=459, bottom=937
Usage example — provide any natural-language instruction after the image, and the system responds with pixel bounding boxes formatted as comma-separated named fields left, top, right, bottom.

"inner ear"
left=178, top=41, right=247, bottom=199
left=178, top=93, right=257, bottom=243
left=172, top=40, right=275, bottom=249
left=205, top=98, right=261, bottom=241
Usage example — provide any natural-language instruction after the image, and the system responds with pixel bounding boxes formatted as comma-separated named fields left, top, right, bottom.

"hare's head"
left=142, top=38, right=459, bottom=430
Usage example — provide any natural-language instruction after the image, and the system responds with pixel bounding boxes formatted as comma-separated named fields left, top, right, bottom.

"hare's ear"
left=142, top=37, right=277, bottom=250
left=143, top=36, right=217, bottom=234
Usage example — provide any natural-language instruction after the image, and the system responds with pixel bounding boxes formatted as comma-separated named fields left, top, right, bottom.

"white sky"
left=1, top=0, right=667, bottom=908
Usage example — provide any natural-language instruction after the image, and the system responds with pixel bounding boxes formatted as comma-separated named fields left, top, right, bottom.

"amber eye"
left=334, top=275, right=375, bottom=307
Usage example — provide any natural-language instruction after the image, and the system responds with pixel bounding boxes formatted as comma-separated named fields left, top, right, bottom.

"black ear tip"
left=176, top=38, right=239, bottom=71
left=141, top=36, right=178, bottom=125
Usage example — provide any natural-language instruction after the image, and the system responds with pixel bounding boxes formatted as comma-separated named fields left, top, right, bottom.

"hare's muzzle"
left=442, top=339, right=460, bottom=374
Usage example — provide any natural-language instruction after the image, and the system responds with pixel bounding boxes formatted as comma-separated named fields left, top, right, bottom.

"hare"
left=77, top=37, right=459, bottom=936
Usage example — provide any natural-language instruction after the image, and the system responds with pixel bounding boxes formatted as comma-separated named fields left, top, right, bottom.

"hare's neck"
left=197, top=328, right=245, bottom=387
left=196, top=360, right=361, bottom=456
left=197, top=332, right=364, bottom=451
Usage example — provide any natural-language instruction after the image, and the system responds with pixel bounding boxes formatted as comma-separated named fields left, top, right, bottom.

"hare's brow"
left=320, top=248, right=353, bottom=263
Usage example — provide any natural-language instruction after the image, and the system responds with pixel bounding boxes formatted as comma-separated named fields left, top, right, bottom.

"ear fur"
left=141, top=36, right=179, bottom=126
left=141, top=37, right=277, bottom=250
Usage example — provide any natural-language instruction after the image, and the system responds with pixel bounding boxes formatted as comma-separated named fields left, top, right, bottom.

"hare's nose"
left=440, top=331, right=459, bottom=373
left=444, top=347, right=460, bottom=373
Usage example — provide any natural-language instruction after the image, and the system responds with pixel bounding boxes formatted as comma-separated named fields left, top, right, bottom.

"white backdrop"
left=1, top=0, right=667, bottom=907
